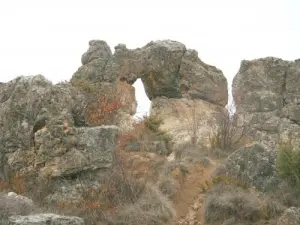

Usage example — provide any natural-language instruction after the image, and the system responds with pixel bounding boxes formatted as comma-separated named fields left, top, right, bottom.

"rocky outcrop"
left=214, top=143, right=280, bottom=192
left=232, top=57, right=300, bottom=150
left=71, top=39, right=228, bottom=147
left=72, top=40, right=228, bottom=107
left=34, top=125, right=118, bottom=178
left=0, top=75, right=87, bottom=152
left=0, top=75, right=119, bottom=204
left=8, top=213, right=84, bottom=225
left=178, top=49, right=228, bottom=107
left=277, top=207, right=300, bottom=225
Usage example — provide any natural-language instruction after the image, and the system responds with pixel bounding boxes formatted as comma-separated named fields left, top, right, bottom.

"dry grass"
left=103, top=185, right=175, bottom=225
left=48, top=150, right=176, bottom=225
left=204, top=184, right=285, bottom=224
left=117, top=115, right=172, bottom=155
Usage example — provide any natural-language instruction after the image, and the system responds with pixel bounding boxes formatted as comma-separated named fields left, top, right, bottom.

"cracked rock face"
left=232, top=57, right=300, bottom=150
left=0, top=75, right=119, bottom=205
left=72, top=40, right=228, bottom=106
left=214, top=143, right=280, bottom=192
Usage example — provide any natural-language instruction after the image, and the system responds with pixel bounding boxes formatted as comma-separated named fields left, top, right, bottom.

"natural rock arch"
left=71, top=39, right=228, bottom=108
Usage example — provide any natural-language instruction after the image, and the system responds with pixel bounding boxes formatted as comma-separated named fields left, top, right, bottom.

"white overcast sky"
left=0, top=0, right=299, bottom=115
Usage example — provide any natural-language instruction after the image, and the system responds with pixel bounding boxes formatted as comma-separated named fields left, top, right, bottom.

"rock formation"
left=233, top=57, right=300, bottom=150
left=9, top=213, right=84, bottom=225
left=214, top=143, right=280, bottom=192
left=1, top=39, right=300, bottom=225
left=73, top=39, right=228, bottom=106
left=72, top=40, right=228, bottom=147
left=215, top=57, right=300, bottom=199
left=0, top=75, right=119, bottom=205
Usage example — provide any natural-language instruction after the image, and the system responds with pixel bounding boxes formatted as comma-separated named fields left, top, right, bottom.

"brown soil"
left=172, top=161, right=219, bottom=225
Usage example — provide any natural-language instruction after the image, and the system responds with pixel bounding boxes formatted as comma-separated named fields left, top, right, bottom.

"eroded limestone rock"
left=150, top=97, right=222, bottom=148
left=232, top=57, right=300, bottom=150
left=8, top=213, right=84, bottom=225
left=72, top=39, right=228, bottom=106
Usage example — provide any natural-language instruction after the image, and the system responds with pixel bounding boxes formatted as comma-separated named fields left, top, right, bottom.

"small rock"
left=8, top=213, right=84, bottom=225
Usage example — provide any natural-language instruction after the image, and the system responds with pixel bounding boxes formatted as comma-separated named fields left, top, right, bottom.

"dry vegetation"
left=118, top=115, right=172, bottom=155
left=209, top=104, right=252, bottom=152
left=204, top=184, right=285, bottom=224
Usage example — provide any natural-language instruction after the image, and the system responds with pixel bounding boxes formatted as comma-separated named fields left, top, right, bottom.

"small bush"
left=71, top=79, right=98, bottom=93
left=209, top=104, right=252, bottom=152
left=204, top=184, right=285, bottom=223
left=104, top=186, right=175, bottom=225
left=276, top=140, right=300, bottom=188
left=52, top=149, right=175, bottom=225
left=117, top=115, right=172, bottom=155
left=0, top=173, right=26, bottom=195
left=87, top=94, right=122, bottom=126
left=158, top=177, right=178, bottom=200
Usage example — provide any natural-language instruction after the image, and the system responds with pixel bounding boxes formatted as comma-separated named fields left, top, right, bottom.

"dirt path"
left=172, top=160, right=219, bottom=225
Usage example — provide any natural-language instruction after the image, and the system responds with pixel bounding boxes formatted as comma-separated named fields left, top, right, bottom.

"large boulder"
left=232, top=57, right=300, bottom=150
left=72, top=40, right=228, bottom=107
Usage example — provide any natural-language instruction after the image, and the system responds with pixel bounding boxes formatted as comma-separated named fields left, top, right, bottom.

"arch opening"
left=133, top=78, right=151, bottom=119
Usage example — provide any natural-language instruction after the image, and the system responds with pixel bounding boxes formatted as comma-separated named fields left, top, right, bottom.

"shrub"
left=117, top=115, right=172, bottom=155
left=53, top=149, right=175, bottom=225
left=204, top=184, right=285, bottom=223
left=209, top=105, right=252, bottom=152
left=70, top=79, right=97, bottom=93
left=276, top=140, right=300, bottom=188
left=0, top=173, right=26, bottom=195
left=103, top=185, right=175, bottom=225
left=71, top=79, right=127, bottom=126
left=87, top=94, right=122, bottom=126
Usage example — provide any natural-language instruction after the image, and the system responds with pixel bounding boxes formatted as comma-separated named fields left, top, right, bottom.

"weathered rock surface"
left=0, top=192, right=39, bottom=220
left=74, top=40, right=113, bottom=83
left=214, top=143, right=280, bottom=192
left=35, top=125, right=118, bottom=178
left=150, top=97, right=222, bottom=148
left=8, top=213, right=84, bottom=225
left=232, top=57, right=300, bottom=150
left=0, top=75, right=119, bottom=204
left=179, top=49, right=228, bottom=107
left=72, top=40, right=228, bottom=106
left=0, top=75, right=87, bottom=153
left=277, top=207, right=300, bottom=225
